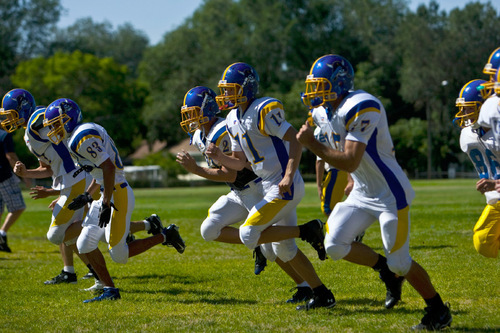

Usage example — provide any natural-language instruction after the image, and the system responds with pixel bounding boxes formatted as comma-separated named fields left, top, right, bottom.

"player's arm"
left=297, top=121, right=365, bottom=172
left=176, top=150, right=237, bottom=183
left=316, top=159, right=325, bottom=200
left=14, top=160, right=53, bottom=178
left=100, top=158, right=116, bottom=206
left=206, top=144, right=247, bottom=171
left=279, top=126, right=302, bottom=194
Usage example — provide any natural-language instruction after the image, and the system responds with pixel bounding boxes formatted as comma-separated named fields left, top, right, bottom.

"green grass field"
left=0, top=179, right=499, bottom=332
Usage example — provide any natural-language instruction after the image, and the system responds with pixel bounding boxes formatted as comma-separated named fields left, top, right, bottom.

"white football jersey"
left=312, top=107, right=338, bottom=172
left=67, top=122, right=126, bottom=185
left=24, top=108, right=82, bottom=189
left=225, top=97, right=295, bottom=185
left=317, top=90, right=414, bottom=210
left=460, top=126, right=500, bottom=204
left=191, top=117, right=231, bottom=168
left=477, top=95, right=500, bottom=143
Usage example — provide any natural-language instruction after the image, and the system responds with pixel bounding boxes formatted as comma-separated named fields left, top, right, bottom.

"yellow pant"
left=473, top=202, right=500, bottom=258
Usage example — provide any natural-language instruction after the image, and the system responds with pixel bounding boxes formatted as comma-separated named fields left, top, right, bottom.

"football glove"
left=68, top=192, right=93, bottom=210
left=98, top=202, right=118, bottom=228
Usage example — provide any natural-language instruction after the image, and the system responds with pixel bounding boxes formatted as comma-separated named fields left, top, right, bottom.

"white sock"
left=144, top=221, right=151, bottom=231
left=297, top=281, right=310, bottom=288
left=64, top=266, right=75, bottom=274
left=0, top=230, right=6, bottom=236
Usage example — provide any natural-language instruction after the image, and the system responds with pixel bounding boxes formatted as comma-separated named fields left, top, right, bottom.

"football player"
left=296, top=54, right=451, bottom=330
left=1, top=89, right=97, bottom=286
left=43, top=98, right=186, bottom=302
left=177, top=86, right=312, bottom=303
left=206, top=62, right=336, bottom=310
left=455, top=79, right=500, bottom=258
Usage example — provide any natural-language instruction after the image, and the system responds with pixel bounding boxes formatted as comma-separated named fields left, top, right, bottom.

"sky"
left=58, top=0, right=499, bottom=46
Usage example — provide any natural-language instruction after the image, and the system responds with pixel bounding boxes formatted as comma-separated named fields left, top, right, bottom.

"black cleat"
left=299, top=219, right=326, bottom=260
left=44, top=270, right=77, bottom=285
left=162, top=224, right=186, bottom=254
left=126, top=233, right=135, bottom=244
left=0, top=233, right=11, bottom=253
left=296, top=288, right=336, bottom=310
left=253, top=246, right=267, bottom=275
left=146, top=214, right=164, bottom=235
left=411, top=302, right=452, bottom=331
left=380, top=273, right=405, bottom=309
left=286, top=286, right=313, bottom=304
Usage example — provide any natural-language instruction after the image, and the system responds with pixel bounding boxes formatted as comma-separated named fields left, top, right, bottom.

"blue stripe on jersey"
left=256, top=98, right=280, bottom=131
left=270, top=135, right=294, bottom=200
left=51, top=142, right=76, bottom=173
left=211, top=126, right=226, bottom=143
left=345, top=100, right=380, bottom=126
left=365, top=128, right=408, bottom=210
left=70, top=128, right=102, bottom=154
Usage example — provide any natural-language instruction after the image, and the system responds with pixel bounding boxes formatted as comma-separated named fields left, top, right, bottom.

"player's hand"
left=205, top=143, right=221, bottom=160
left=49, top=198, right=58, bottom=210
left=30, top=186, right=52, bottom=199
left=176, top=150, right=198, bottom=172
left=13, top=161, right=27, bottom=177
left=278, top=174, right=293, bottom=197
left=296, top=121, right=315, bottom=147
left=98, top=202, right=118, bottom=228
left=68, top=192, right=93, bottom=210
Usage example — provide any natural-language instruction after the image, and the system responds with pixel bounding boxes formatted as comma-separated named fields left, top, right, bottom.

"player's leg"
left=472, top=203, right=500, bottom=258
left=200, top=192, right=249, bottom=243
left=45, top=183, right=86, bottom=284
left=378, top=209, right=451, bottom=330
left=0, top=176, right=26, bottom=252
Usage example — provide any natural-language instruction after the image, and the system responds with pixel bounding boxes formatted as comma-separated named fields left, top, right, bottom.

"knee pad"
left=200, top=218, right=222, bottom=242
left=46, top=227, right=65, bottom=245
left=239, top=225, right=259, bottom=250
left=260, top=243, right=276, bottom=262
left=77, top=225, right=103, bottom=254
left=325, top=242, right=350, bottom=261
left=274, top=239, right=298, bottom=263
left=387, top=255, right=412, bottom=276
left=109, top=244, right=129, bottom=264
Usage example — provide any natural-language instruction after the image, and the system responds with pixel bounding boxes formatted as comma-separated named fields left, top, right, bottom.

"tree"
left=11, top=51, right=147, bottom=156
left=46, top=18, right=149, bottom=76
left=0, top=0, right=62, bottom=91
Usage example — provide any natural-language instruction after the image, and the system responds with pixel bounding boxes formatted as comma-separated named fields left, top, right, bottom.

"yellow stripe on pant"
left=51, top=178, right=86, bottom=227
left=389, top=205, right=409, bottom=254
left=108, top=184, right=129, bottom=248
left=243, top=198, right=289, bottom=227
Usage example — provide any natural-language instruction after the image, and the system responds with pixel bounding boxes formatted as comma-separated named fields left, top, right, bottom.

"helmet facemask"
left=301, top=75, right=337, bottom=108
left=454, top=98, right=481, bottom=128
left=0, top=108, right=25, bottom=133
left=216, top=82, right=246, bottom=110
left=44, top=113, right=71, bottom=144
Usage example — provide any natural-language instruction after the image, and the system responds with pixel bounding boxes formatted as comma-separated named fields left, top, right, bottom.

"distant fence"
left=124, top=165, right=167, bottom=188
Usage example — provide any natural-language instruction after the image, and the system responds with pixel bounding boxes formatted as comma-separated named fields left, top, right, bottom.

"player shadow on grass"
left=122, top=286, right=258, bottom=305
left=118, top=273, right=199, bottom=285
left=370, top=244, right=455, bottom=251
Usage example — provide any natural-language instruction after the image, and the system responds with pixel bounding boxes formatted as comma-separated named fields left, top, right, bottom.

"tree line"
left=1, top=0, right=499, bottom=177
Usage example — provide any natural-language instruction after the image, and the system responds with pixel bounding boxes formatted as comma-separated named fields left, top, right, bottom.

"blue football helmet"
left=301, top=54, right=354, bottom=109
left=43, top=98, right=82, bottom=144
left=454, top=79, right=487, bottom=128
left=481, top=47, right=500, bottom=92
left=216, top=62, right=259, bottom=110
left=180, top=86, right=220, bottom=133
left=0, top=89, right=36, bottom=132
